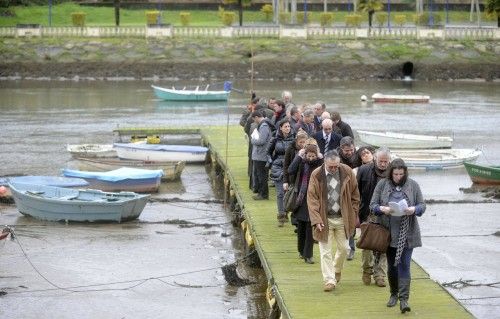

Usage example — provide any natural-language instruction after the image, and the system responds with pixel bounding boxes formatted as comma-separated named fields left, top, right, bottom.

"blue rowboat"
left=1, top=176, right=89, bottom=203
left=1, top=176, right=89, bottom=188
left=8, top=182, right=150, bottom=223
left=113, top=143, right=208, bottom=163
left=151, top=83, right=231, bottom=101
left=62, top=167, right=163, bottom=193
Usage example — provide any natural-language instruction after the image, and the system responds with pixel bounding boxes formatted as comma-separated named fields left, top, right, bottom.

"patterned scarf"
left=296, top=160, right=311, bottom=206
left=394, top=216, right=410, bottom=266
left=393, top=185, right=410, bottom=266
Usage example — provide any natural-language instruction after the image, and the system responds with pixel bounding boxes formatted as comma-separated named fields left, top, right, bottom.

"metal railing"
left=1, top=25, right=498, bottom=40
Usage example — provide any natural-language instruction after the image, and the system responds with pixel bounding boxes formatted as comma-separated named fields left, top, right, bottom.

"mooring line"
left=4, top=228, right=255, bottom=295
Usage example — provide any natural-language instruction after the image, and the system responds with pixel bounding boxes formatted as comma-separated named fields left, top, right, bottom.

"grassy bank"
left=0, top=3, right=495, bottom=27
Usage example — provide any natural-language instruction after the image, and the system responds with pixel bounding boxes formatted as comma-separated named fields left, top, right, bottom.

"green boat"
left=463, top=162, right=500, bottom=185
left=152, top=83, right=230, bottom=101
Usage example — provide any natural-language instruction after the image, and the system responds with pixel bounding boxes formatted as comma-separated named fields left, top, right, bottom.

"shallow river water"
left=1, top=79, right=499, bottom=318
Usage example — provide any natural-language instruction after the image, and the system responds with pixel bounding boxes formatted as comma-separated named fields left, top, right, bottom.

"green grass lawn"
left=0, top=3, right=494, bottom=27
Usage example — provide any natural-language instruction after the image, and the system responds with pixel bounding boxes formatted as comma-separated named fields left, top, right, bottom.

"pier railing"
left=0, top=25, right=498, bottom=40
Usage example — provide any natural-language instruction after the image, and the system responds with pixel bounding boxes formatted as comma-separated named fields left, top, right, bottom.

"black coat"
left=288, top=156, right=323, bottom=221
left=337, top=120, right=354, bottom=139
left=283, top=141, right=299, bottom=184
left=267, top=131, right=295, bottom=182
left=356, top=162, right=381, bottom=223
left=313, top=130, right=342, bottom=155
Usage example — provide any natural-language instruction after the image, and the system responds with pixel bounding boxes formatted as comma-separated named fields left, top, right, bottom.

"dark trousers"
left=247, top=141, right=254, bottom=190
left=386, top=246, right=413, bottom=279
left=253, top=160, right=269, bottom=199
left=297, top=220, right=314, bottom=259
left=349, top=234, right=355, bottom=251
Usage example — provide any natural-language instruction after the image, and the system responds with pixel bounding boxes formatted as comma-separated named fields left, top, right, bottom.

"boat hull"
left=152, top=85, right=229, bottom=101
left=114, top=143, right=208, bottom=163
left=371, top=93, right=430, bottom=103
left=67, top=144, right=117, bottom=158
left=74, top=177, right=160, bottom=193
left=392, top=149, right=482, bottom=169
left=9, top=182, right=150, bottom=222
left=463, top=162, right=500, bottom=185
left=74, top=157, right=185, bottom=182
left=62, top=168, right=163, bottom=193
left=357, top=130, right=453, bottom=149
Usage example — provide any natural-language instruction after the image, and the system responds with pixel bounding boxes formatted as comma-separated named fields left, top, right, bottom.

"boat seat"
left=26, top=191, right=45, bottom=196
left=60, top=195, right=78, bottom=200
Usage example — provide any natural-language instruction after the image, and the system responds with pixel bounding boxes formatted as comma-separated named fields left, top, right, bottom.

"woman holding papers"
left=369, top=158, right=426, bottom=314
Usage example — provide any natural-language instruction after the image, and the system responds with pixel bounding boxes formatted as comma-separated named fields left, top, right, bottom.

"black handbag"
left=284, top=185, right=298, bottom=212
left=356, top=222, right=390, bottom=253
left=284, top=172, right=301, bottom=212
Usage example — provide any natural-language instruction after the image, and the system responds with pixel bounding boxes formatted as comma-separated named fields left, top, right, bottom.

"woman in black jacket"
left=267, top=119, right=295, bottom=226
left=283, top=131, right=308, bottom=227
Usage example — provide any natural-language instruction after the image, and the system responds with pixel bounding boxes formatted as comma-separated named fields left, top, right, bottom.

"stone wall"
left=0, top=38, right=498, bottom=81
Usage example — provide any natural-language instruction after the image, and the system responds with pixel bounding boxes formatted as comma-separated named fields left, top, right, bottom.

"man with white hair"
left=356, top=147, right=391, bottom=288
left=307, top=150, right=360, bottom=292
left=313, top=119, right=342, bottom=155
left=282, top=90, right=293, bottom=107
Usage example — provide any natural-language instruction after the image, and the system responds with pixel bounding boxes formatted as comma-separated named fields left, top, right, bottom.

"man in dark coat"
left=313, top=101, right=326, bottom=132
left=356, top=147, right=391, bottom=287
left=331, top=111, right=354, bottom=139
left=313, top=119, right=342, bottom=156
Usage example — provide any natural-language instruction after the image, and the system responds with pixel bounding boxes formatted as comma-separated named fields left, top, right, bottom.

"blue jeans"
left=274, top=180, right=284, bottom=215
left=386, top=246, right=413, bottom=279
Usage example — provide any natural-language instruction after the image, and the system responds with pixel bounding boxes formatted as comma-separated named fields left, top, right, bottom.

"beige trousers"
left=319, top=217, right=350, bottom=285
left=361, top=249, right=387, bottom=279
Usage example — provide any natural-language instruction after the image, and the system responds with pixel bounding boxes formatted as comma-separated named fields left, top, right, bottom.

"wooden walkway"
left=202, top=125, right=472, bottom=319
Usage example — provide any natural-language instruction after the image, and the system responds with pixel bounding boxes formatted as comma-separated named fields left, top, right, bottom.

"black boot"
left=386, top=273, right=398, bottom=307
left=399, top=278, right=411, bottom=313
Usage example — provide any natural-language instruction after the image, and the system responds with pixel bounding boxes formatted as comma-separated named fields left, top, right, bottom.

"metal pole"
left=303, top=0, right=308, bottom=24
left=429, top=0, right=434, bottom=26
left=388, top=0, right=391, bottom=29
left=445, top=0, right=449, bottom=24
left=48, top=0, right=52, bottom=27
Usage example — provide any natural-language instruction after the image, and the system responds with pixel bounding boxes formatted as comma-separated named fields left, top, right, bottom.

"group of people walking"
left=239, top=91, right=426, bottom=313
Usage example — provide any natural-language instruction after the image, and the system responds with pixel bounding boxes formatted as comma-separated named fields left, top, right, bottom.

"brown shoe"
left=362, top=272, right=372, bottom=285
left=323, top=283, right=335, bottom=292
left=335, top=272, right=341, bottom=284
left=375, top=278, right=387, bottom=287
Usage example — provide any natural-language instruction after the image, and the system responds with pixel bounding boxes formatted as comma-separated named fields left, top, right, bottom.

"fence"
left=0, top=25, right=498, bottom=40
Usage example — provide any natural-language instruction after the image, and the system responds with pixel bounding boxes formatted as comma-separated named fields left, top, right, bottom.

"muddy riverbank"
left=0, top=38, right=499, bottom=81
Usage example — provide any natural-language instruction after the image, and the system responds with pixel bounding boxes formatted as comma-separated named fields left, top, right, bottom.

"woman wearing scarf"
left=288, top=140, right=324, bottom=264
left=369, top=158, right=426, bottom=313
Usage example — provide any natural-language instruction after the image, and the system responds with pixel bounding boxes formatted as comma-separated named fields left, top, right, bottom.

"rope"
left=442, top=279, right=500, bottom=289
left=5, top=228, right=257, bottom=295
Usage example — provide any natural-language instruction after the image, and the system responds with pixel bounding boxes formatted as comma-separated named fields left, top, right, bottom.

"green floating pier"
left=202, top=125, right=472, bottom=318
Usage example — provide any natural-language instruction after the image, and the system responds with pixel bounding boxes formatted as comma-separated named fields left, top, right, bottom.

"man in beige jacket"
left=308, top=150, right=360, bottom=292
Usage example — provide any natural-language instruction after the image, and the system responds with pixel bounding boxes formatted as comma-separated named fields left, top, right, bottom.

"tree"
left=224, top=0, right=252, bottom=26
left=485, top=0, right=500, bottom=27
left=357, top=0, right=383, bottom=28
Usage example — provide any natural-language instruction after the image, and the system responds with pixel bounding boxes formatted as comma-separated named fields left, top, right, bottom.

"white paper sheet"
left=388, top=199, right=408, bottom=217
